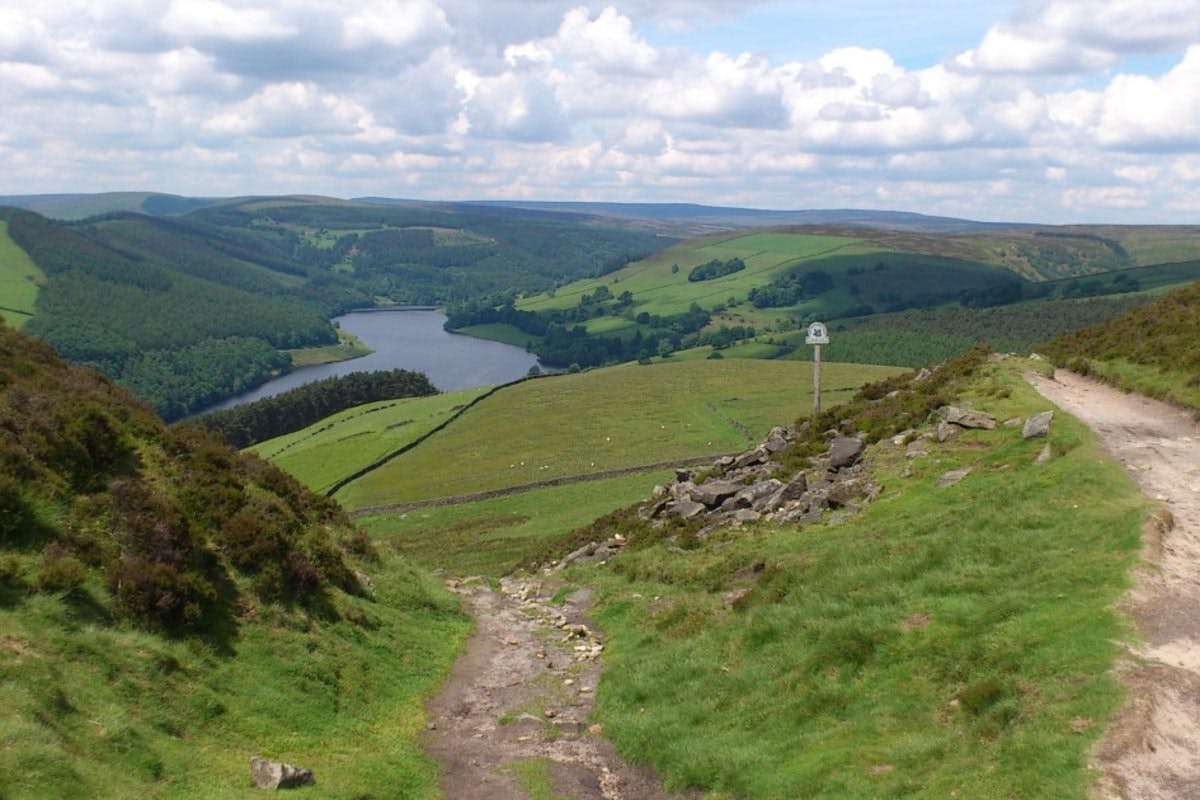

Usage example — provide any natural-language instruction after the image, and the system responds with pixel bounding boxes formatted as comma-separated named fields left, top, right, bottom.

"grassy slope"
left=1043, top=281, right=1200, bottom=411
left=332, top=360, right=904, bottom=510
left=578, top=360, right=1143, bottom=799
left=0, top=220, right=45, bottom=327
left=251, top=387, right=489, bottom=494
left=1, top=558, right=466, bottom=799
left=0, top=323, right=467, bottom=798
left=357, top=471, right=674, bottom=576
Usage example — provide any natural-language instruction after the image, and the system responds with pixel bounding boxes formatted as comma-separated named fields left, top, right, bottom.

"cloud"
left=1, top=0, right=1199, bottom=222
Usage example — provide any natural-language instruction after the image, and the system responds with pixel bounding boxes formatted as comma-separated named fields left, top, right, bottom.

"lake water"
left=206, top=309, right=541, bottom=411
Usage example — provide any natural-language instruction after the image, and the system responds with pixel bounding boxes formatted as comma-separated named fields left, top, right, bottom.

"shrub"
left=37, top=546, right=87, bottom=595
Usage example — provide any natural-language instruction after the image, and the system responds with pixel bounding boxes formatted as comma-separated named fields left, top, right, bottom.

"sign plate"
left=805, top=321, right=830, bottom=345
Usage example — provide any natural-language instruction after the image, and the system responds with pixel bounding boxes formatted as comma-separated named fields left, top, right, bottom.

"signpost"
left=805, top=321, right=830, bottom=416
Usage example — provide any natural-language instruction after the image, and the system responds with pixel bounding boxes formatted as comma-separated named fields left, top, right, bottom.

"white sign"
left=805, top=321, right=830, bottom=345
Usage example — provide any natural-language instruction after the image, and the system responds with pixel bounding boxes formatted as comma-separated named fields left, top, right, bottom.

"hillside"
left=0, top=321, right=466, bottom=798
left=251, top=342, right=1149, bottom=798
left=0, top=199, right=667, bottom=418
left=449, top=226, right=1200, bottom=371
left=1043, top=281, right=1200, bottom=411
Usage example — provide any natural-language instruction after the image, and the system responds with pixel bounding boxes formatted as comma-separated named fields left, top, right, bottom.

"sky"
left=1, top=0, right=1199, bottom=223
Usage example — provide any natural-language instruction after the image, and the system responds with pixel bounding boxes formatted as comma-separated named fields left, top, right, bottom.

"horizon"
left=1, top=0, right=1198, bottom=225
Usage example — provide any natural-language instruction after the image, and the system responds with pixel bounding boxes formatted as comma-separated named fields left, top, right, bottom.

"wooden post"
left=813, top=343, right=822, bottom=416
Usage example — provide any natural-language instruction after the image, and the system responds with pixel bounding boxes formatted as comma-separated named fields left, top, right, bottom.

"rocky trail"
left=423, top=577, right=692, bottom=800
left=1026, top=370, right=1200, bottom=799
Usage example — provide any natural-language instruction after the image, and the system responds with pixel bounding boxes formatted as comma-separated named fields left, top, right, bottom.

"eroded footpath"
left=1027, top=369, right=1200, bottom=799
left=423, top=577, right=689, bottom=800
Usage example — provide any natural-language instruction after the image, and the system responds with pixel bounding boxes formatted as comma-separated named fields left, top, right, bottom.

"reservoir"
left=207, top=309, right=541, bottom=411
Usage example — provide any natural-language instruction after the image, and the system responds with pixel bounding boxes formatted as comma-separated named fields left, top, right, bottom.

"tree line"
left=191, top=368, right=439, bottom=449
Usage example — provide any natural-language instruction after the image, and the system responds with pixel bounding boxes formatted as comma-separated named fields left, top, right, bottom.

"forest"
left=0, top=199, right=668, bottom=417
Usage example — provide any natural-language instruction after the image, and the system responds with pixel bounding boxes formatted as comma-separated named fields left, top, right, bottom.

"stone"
left=669, top=500, right=707, bottom=519
left=669, top=481, right=696, bottom=502
left=1034, top=443, right=1053, bottom=465
left=733, top=480, right=783, bottom=508
left=778, top=474, right=808, bottom=502
left=828, top=436, right=865, bottom=469
left=914, top=367, right=932, bottom=382
left=936, top=468, right=971, bottom=488
left=733, top=446, right=769, bottom=470
left=250, top=757, right=314, bottom=790
left=936, top=421, right=960, bottom=443
left=732, top=509, right=761, bottom=524
left=765, top=434, right=789, bottom=454
left=937, top=405, right=996, bottom=430
left=689, top=479, right=743, bottom=507
left=1022, top=411, right=1054, bottom=439
left=651, top=484, right=668, bottom=500
left=906, top=438, right=930, bottom=457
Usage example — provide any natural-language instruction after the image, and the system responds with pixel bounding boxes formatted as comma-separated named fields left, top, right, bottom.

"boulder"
left=1034, top=443, right=1053, bottom=465
left=250, top=757, right=314, bottom=790
left=1022, top=411, right=1054, bottom=439
left=936, top=421, right=960, bottom=443
left=732, top=446, right=769, bottom=470
left=669, top=500, right=707, bottom=520
left=937, top=405, right=996, bottom=430
left=914, top=367, right=932, bottom=382
left=735, top=479, right=782, bottom=508
left=732, top=509, right=761, bottom=525
left=935, top=468, right=971, bottom=488
left=828, top=437, right=865, bottom=469
left=906, top=438, right=930, bottom=458
left=669, top=481, right=696, bottom=502
left=690, top=480, right=743, bottom=507
left=765, top=434, right=789, bottom=454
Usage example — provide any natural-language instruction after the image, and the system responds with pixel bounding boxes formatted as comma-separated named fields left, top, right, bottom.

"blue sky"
left=1, top=1, right=1198, bottom=223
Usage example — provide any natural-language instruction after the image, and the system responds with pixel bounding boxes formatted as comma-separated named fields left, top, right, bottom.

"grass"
left=332, top=359, right=904, bottom=510
left=0, top=220, right=45, bottom=328
left=519, top=233, right=877, bottom=319
left=251, top=387, right=490, bottom=494
left=284, top=328, right=373, bottom=367
left=1070, top=358, right=1200, bottom=413
left=0, top=553, right=468, bottom=799
left=357, top=471, right=674, bottom=576
left=503, top=758, right=570, bottom=800
left=573, top=361, right=1144, bottom=798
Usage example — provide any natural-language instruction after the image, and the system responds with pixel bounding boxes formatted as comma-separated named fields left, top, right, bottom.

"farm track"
left=347, top=454, right=722, bottom=517
left=1026, top=370, right=1200, bottom=799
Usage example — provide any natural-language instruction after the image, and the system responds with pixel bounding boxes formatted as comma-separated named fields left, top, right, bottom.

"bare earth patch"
left=1027, top=369, right=1200, bottom=799
left=424, top=577, right=693, bottom=800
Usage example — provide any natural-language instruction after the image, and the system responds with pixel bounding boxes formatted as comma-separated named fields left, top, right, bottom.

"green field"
left=358, top=471, right=675, bottom=575
left=519, top=232, right=879, bottom=319
left=251, top=387, right=490, bottom=494
left=578, top=360, right=1144, bottom=798
left=0, top=220, right=45, bottom=328
left=332, top=359, right=904, bottom=510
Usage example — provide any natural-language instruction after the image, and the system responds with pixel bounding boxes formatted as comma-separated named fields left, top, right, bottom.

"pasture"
left=331, top=359, right=905, bottom=511
left=251, top=387, right=489, bottom=494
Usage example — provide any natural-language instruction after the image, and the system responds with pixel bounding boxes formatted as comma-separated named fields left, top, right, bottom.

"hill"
left=1043, top=280, right=1200, bottom=411
left=0, top=321, right=466, bottom=798
left=449, top=226, right=1200, bottom=371
left=0, top=199, right=667, bottom=417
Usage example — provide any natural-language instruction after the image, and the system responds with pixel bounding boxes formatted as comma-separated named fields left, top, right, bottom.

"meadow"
left=329, top=359, right=904, bottom=511
left=0, top=220, right=44, bottom=328
left=251, top=386, right=490, bottom=494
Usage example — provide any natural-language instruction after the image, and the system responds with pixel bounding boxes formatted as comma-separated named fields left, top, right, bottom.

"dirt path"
left=423, top=577, right=691, bottom=800
left=1025, top=369, right=1200, bottom=799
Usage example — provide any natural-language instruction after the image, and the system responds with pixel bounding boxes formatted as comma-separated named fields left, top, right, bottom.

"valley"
left=1, top=193, right=1198, bottom=798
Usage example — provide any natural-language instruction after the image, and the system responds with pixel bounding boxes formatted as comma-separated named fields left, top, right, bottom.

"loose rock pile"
left=548, top=404, right=1057, bottom=572
left=642, top=426, right=882, bottom=531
